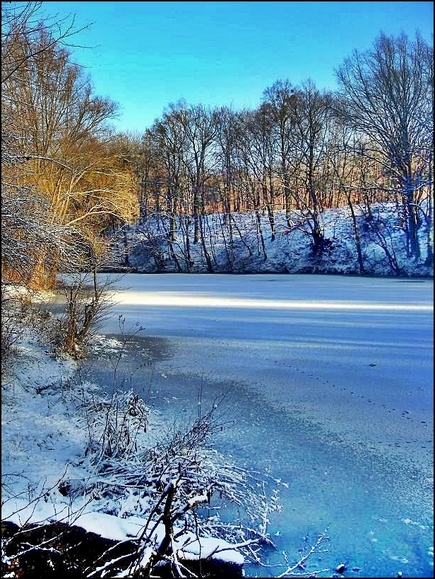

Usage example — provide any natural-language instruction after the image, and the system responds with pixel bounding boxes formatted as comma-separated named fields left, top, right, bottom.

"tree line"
left=134, top=32, right=433, bottom=271
left=2, top=2, right=433, bottom=288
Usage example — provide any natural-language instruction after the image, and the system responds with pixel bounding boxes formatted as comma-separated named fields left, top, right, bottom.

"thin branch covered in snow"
left=277, top=529, right=330, bottom=577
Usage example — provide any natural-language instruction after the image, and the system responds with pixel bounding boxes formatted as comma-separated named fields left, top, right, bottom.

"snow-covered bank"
left=1, top=328, right=269, bottom=577
left=108, top=203, right=433, bottom=278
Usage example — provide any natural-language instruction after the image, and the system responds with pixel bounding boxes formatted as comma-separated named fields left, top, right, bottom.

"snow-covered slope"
left=107, top=203, right=433, bottom=277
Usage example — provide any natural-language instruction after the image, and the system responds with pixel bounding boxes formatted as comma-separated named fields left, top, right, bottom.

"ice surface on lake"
left=90, top=273, right=433, bottom=578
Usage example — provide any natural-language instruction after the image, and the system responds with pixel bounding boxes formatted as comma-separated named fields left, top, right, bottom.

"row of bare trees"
left=131, top=32, right=432, bottom=268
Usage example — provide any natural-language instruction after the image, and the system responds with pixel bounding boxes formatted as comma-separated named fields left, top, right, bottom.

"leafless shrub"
left=70, top=382, right=282, bottom=576
left=82, top=388, right=150, bottom=465
left=53, top=269, right=117, bottom=359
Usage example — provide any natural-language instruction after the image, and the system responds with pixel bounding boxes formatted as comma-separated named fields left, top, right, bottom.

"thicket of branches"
left=1, top=1, right=140, bottom=290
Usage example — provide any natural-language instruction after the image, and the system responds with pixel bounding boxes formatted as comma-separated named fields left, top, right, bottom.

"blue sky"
left=39, top=1, right=433, bottom=134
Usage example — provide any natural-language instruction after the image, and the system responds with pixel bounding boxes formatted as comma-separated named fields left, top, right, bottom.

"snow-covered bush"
left=69, top=384, right=283, bottom=575
left=51, top=271, right=116, bottom=359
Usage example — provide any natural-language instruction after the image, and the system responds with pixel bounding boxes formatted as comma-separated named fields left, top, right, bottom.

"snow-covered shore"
left=1, top=327, right=248, bottom=577
left=108, top=204, right=433, bottom=278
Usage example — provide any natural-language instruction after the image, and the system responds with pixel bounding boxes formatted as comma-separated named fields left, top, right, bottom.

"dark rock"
left=1, top=520, right=137, bottom=578
left=1, top=520, right=244, bottom=578
left=150, top=557, right=244, bottom=578
left=58, top=478, right=88, bottom=497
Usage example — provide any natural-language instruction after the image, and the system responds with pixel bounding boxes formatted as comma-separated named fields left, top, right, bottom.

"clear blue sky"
left=39, top=1, right=433, bottom=134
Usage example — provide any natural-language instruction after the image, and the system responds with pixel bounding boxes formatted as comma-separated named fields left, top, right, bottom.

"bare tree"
left=326, top=114, right=367, bottom=274
left=335, top=31, right=433, bottom=262
left=247, top=105, right=278, bottom=242
left=150, top=112, right=188, bottom=242
left=1, top=1, right=84, bottom=85
left=289, top=80, right=335, bottom=257
left=212, top=108, right=236, bottom=268
left=175, top=102, right=219, bottom=250
left=261, top=79, right=299, bottom=227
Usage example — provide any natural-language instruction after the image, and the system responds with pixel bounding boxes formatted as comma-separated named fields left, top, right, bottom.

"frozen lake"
left=88, top=273, right=433, bottom=577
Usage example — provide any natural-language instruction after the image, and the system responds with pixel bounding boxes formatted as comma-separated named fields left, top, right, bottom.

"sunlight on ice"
left=114, top=292, right=433, bottom=312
